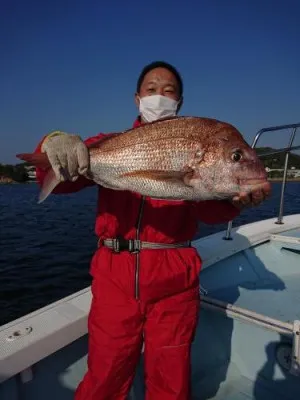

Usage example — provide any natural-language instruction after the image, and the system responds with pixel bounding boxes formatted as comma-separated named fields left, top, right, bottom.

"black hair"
left=136, top=61, right=183, bottom=97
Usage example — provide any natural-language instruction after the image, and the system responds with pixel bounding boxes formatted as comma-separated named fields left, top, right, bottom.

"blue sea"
left=0, top=182, right=299, bottom=326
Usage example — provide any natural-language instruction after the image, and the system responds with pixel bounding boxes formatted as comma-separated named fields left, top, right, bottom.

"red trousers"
left=75, top=246, right=201, bottom=400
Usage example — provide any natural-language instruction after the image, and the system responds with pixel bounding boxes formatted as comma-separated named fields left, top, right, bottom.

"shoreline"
left=0, top=180, right=36, bottom=185
left=1, top=178, right=300, bottom=185
left=1, top=180, right=300, bottom=187
left=268, top=178, right=300, bottom=182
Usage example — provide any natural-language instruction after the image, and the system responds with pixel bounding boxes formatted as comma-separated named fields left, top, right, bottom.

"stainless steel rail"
left=223, top=122, right=300, bottom=240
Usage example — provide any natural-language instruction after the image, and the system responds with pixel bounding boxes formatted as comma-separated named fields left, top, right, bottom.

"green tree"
left=0, top=163, right=29, bottom=182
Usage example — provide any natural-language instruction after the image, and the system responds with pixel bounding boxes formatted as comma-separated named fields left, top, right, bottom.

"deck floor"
left=2, top=226, right=300, bottom=400
left=200, top=227, right=300, bottom=323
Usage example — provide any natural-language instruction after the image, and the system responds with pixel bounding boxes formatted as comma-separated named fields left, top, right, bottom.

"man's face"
left=135, top=67, right=182, bottom=107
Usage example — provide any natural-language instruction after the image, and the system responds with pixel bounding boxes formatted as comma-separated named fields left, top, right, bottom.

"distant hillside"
left=255, top=147, right=300, bottom=169
left=0, top=162, right=29, bottom=183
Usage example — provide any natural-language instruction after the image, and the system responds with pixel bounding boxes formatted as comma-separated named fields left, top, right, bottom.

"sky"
left=0, top=0, right=300, bottom=164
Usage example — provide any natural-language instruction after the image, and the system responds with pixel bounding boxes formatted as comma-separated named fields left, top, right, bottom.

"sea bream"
left=17, top=116, right=271, bottom=203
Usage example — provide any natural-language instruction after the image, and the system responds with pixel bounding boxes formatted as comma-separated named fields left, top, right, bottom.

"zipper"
left=134, top=196, right=145, bottom=299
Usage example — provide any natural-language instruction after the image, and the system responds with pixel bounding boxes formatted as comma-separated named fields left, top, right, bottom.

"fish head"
left=184, top=121, right=271, bottom=200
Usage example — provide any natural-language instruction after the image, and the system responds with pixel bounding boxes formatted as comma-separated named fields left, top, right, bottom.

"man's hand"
left=231, top=182, right=272, bottom=210
left=41, top=131, right=90, bottom=182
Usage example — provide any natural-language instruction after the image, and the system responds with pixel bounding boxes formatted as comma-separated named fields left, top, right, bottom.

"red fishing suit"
left=34, top=118, right=239, bottom=399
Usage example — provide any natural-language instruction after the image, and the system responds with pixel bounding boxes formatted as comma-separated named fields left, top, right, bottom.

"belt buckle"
left=120, top=237, right=129, bottom=252
left=112, top=236, right=127, bottom=253
left=130, top=239, right=141, bottom=254
left=113, top=236, right=141, bottom=254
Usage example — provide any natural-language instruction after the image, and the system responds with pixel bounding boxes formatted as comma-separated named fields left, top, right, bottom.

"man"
left=34, top=61, right=268, bottom=399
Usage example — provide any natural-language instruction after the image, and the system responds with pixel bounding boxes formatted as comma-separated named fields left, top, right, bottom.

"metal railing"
left=223, top=122, right=300, bottom=240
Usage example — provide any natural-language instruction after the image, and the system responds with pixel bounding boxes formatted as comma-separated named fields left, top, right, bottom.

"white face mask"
left=138, top=94, right=179, bottom=122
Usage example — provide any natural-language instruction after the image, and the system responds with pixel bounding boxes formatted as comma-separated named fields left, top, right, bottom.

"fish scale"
left=16, top=116, right=271, bottom=203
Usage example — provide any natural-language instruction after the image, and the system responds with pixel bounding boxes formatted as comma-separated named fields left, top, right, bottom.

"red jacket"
left=34, top=118, right=240, bottom=244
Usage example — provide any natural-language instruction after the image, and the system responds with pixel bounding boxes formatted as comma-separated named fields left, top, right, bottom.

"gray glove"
left=41, top=131, right=89, bottom=182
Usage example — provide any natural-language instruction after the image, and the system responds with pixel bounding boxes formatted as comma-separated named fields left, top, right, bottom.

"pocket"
left=147, top=287, right=200, bottom=348
left=174, top=247, right=202, bottom=287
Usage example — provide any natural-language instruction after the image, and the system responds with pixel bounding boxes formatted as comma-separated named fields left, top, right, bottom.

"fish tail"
left=38, top=169, right=60, bottom=203
left=16, top=152, right=60, bottom=203
left=16, top=152, right=51, bottom=170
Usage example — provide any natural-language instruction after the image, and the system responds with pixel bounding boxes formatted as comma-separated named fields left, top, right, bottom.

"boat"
left=1, top=122, right=300, bottom=400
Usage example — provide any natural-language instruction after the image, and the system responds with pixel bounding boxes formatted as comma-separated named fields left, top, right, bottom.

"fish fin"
left=121, top=170, right=185, bottom=182
left=16, top=152, right=51, bottom=170
left=86, top=133, right=118, bottom=149
left=38, top=169, right=60, bottom=203
left=148, top=196, right=184, bottom=202
left=16, top=152, right=60, bottom=203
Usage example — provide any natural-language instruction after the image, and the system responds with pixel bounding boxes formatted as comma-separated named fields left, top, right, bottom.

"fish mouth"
left=238, top=178, right=271, bottom=194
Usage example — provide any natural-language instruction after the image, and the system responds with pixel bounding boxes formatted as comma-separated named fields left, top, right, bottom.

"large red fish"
left=17, top=116, right=271, bottom=203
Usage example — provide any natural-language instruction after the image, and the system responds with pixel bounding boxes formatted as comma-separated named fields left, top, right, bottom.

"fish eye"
left=231, top=150, right=242, bottom=162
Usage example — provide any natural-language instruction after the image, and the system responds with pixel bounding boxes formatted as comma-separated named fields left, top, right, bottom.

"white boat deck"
left=1, top=214, right=300, bottom=399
